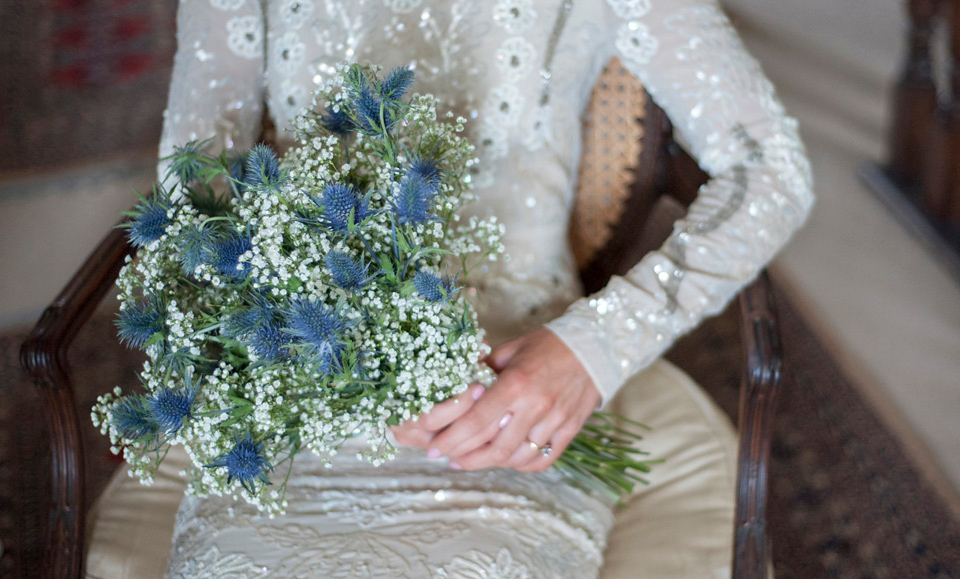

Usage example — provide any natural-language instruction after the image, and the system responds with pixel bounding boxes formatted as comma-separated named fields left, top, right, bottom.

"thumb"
left=486, top=336, right=525, bottom=372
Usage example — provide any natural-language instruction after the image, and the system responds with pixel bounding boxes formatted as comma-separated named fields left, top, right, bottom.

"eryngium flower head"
left=205, top=233, right=253, bottom=280
left=224, top=302, right=291, bottom=362
left=407, top=155, right=443, bottom=186
left=321, top=103, right=353, bottom=135
left=285, top=299, right=349, bottom=375
left=116, top=298, right=165, bottom=349
left=243, top=144, right=284, bottom=189
left=379, top=66, right=415, bottom=102
left=111, top=394, right=157, bottom=440
left=392, top=172, right=439, bottom=225
left=325, top=251, right=377, bottom=290
left=316, top=183, right=371, bottom=232
left=207, top=433, right=272, bottom=494
left=147, top=385, right=198, bottom=434
left=179, top=225, right=217, bottom=275
left=124, top=193, right=174, bottom=248
left=167, top=140, right=209, bottom=184
left=414, top=270, right=459, bottom=302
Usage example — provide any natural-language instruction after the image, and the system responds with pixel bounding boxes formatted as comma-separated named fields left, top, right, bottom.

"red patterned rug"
left=0, top=0, right=177, bottom=173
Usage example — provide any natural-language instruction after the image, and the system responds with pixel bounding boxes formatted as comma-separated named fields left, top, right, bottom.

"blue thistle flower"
left=414, top=270, right=459, bottom=302
left=205, top=233, right=253, bottom=280
left=325, top=251, right=377, bottom=290
left=116, top=298, right=165, bottom=349
left=315, top=183, right=372, bottom=232
left=124, top=192, right=174, bottom=248
left=285, top=299, right=350, bottom=374
left=224, top=302, right=291, bottom=362
left=352, top=79, right=390, bottom=135
left=320, top=103, right=353, bottom=135
left=111, top=395, right=157, bottom=440
left=379, top=67, right=415, bottom=102
left=179, top=225, right=216, bottom=275
left=167, top=140, right=209, bottom=183
left=407, top=155, right=443, bottom=186
left=206, top=432, right=272, bottom=494
left=243, top=144, right=284, bottom=190
left=146, top=385, right=198, bottom=435
left=392, top=172, right=439, bottom=225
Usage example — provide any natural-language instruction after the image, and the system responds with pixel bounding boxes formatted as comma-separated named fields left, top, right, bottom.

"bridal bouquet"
left=93, top=63, right=655, bottom=513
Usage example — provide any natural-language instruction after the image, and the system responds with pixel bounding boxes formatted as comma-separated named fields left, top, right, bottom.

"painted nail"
left=449, top=462, right=462, bottom=470
left=427, top=448, right=441, bottom=459
left=471, top=384, right=485, bottom=400
left=498, top=412, right=513, bottom=429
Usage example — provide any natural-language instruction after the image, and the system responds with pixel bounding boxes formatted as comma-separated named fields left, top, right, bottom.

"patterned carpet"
left=2, top=284, right=959, bottom=578
left=0, top=0, right=177, bottom=173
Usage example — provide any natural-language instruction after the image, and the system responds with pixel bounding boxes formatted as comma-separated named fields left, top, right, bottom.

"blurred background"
left=1, top=0, right=959, bottom=577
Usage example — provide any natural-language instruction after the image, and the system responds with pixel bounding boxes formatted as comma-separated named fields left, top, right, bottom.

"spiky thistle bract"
left=111, top=394, right=158, bottom=440
left=204, top=232, right=253, bottom=280
left=206, top=432, right=272, bottom=494
left=224, top=300, right=292, bottom=362
left=122, top=188, right=175, bottom=248
left=325, top=251, right=377, bottom=290
left=285, top=299, right=350, bottom=375
left=414, top=270, right=459, bottom=302
left=379, top=67, right=415, bottom=102
left=116, top=297, right=165, bottom=349
left=320, top=103, right=353, bottom=135
left=243, top=144, right=285, bottom=190
left=166, top=140, right=212, bottom=184
left=147, top=383, right=198, bottom=435
left=313, top=183, right=372, bottom=232
left=392, top=171, right=440, bottom=225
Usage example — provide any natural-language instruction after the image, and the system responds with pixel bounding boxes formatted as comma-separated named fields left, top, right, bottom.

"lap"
left=86, top=359, right=736, bottom=579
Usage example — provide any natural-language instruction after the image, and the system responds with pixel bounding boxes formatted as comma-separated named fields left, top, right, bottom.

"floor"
left=2, top=0, right=958, bottom=510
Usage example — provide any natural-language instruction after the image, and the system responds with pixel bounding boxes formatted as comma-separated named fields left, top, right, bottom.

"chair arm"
left=19, top=224, right=135, bottom=579
left=731, top=271, right=783, bottom=579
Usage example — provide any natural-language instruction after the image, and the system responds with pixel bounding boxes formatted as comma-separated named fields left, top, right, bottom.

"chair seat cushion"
left=86, top=359, right=737, bottom=579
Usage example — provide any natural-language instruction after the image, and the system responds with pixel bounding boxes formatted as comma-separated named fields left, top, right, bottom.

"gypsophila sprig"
left=95, top=63, right=655, bottom=514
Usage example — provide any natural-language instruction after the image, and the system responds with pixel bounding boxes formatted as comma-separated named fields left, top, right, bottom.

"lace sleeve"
left=545, top=0, right=814, bottom=405
left=158, top=0, right=266, bottom=183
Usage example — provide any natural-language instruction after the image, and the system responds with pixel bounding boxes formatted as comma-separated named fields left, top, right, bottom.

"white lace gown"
left=158, top=0, right=814, bottom=577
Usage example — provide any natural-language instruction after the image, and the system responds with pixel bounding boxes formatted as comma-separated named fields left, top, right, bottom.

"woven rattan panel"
left=570, top=58, right=647, bottom=269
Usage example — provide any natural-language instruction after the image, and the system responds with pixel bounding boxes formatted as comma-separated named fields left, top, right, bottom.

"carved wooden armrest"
left=732, top=271, right=783, bottom=579
left=19, top=224, right=136, bottom=579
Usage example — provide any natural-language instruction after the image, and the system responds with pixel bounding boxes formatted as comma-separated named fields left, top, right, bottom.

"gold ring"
left=525, top=439, right=540, bottom=452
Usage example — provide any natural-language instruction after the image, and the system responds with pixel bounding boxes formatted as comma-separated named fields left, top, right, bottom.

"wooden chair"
left=20, top=59, right=783, bottom=579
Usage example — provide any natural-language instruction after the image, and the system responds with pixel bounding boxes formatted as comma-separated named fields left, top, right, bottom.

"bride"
left=91, top=0, right=813, bottom=577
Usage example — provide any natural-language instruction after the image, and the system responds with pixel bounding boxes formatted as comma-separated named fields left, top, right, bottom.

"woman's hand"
left=392, top=327, right=601, bottom=472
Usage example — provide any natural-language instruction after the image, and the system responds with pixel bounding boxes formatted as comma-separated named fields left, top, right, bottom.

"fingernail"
left=498, top=412, right=513, bottom=429
left=427, top=448, right=441, bottom=459
left=471, top=384, right=485, bottom=400
left=449, top=462, right=462, bottom=470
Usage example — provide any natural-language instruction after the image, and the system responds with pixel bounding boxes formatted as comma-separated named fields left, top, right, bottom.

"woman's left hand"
left=394, top=327, right=601, bottom=472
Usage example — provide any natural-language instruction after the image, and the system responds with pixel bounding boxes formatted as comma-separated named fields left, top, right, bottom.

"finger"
left=389, top=424, right=435, bottom=448
left=486, top=338, right=524, bottom=373
left=504, top=410, right=565, bottom=468
left=410, top=383, right=485, bottom=433
left=448, top=393, right=552, bottom=470
left=427, top=378, right=519, bottom=458
left=516, top=394, right=595, bottom=472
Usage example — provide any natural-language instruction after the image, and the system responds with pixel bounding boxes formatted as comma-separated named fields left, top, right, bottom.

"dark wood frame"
left=21, top=98, right=783, bottom=579
left=861, top=0, right=960, bottom=281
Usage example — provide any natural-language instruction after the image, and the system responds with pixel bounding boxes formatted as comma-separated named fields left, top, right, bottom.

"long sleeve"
left=158, top=0, right=266, bottom=183
left=546, top=0, right=814, bottom=405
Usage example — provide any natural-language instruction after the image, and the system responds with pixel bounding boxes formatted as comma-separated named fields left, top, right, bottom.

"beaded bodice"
left=160, top=0, right=813, bottom=403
